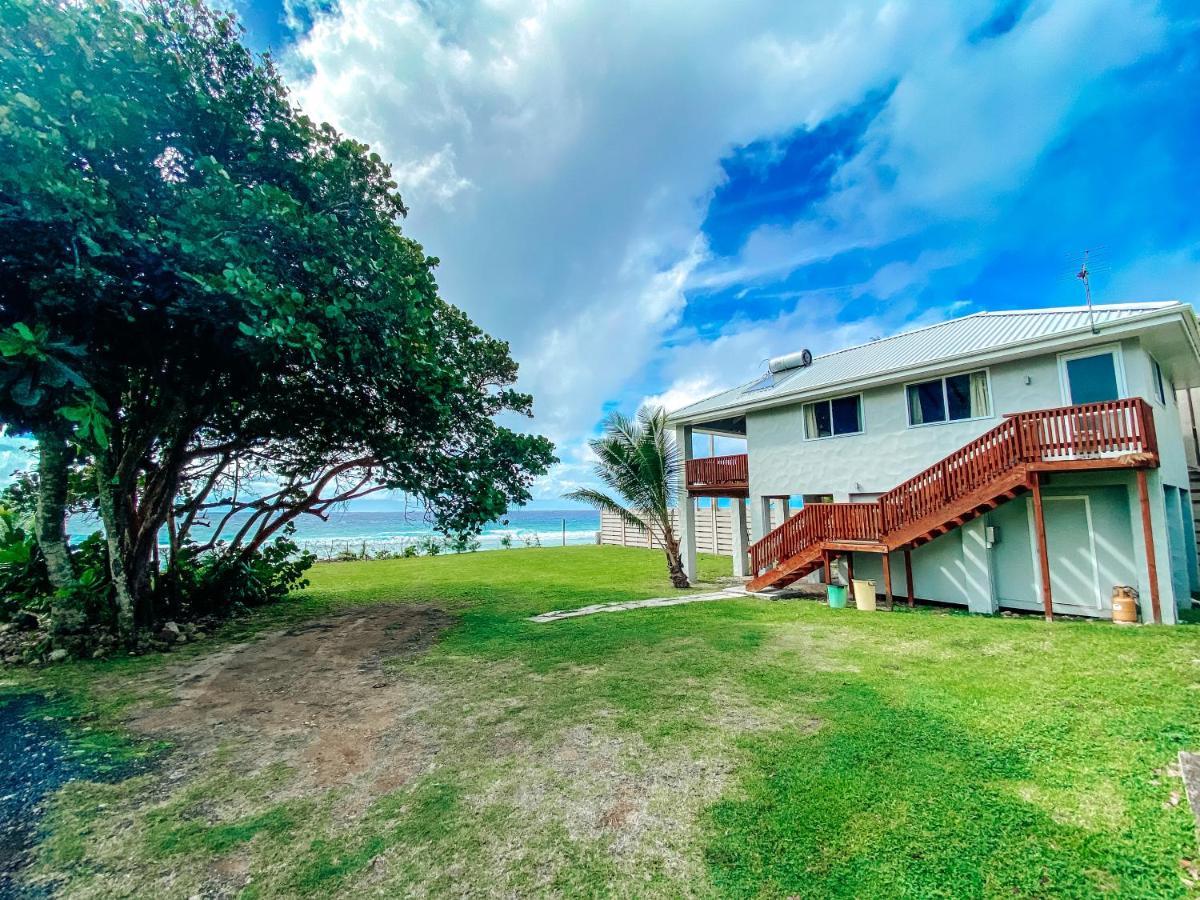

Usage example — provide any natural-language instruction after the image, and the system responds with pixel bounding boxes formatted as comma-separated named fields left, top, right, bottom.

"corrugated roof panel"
left=670, top=302, right=1186, bottom=421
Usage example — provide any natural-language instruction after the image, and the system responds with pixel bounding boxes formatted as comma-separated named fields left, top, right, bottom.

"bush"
left=444, top=534, right=481, bottom=554
left=415, top=535, right=443, bottom=556
left=162, top=536, right=315, bottom=618
left=0, top=506, right=52, bottom=620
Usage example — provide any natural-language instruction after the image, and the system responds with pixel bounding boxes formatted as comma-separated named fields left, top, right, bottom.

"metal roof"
left=670, top=302, right=1192, bottom=423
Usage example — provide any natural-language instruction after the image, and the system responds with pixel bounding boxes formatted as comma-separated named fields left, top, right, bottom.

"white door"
left=1054, top=347, right=1130, bottom=458
left=1033, top=496, right=1103, bottom=611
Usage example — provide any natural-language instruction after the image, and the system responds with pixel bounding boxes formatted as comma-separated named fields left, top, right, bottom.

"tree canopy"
left=0, top=0, right=556, bottom=645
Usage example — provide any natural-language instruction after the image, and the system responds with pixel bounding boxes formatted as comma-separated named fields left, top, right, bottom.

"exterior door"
left=1037, top=496, right=1103, bottom=611
left=1060, top=347, right=1124, bottom=405
left=1056, top=347, right=1128, bottom=458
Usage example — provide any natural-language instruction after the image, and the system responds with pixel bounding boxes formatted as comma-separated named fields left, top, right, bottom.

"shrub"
left=0, top=506, right=51, bottom=620
left=162, top=536, right=315, bottom=618
left=415, top=535, right=443, bottom=556
left=444, top=534, right=481, bottom=554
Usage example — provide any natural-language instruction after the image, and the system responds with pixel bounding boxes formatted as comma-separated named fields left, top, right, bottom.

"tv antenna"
left=1075, top=248, right=1103, bottom=334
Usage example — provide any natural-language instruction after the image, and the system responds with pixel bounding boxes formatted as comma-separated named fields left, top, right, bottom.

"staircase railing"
left=749, top=502, right=880, bottom=575
left=748, top=398, right=1156, bottom=575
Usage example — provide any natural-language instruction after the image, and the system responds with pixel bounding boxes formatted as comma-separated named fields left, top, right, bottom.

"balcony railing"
left=685, top=453, right=749, bottom=494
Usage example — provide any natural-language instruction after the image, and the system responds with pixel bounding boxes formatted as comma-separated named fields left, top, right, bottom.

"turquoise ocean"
left=69, top=508, right=601, bottom=558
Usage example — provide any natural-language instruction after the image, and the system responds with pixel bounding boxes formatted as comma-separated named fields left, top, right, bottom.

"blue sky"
left=6, top=0, right=1200, bottom=508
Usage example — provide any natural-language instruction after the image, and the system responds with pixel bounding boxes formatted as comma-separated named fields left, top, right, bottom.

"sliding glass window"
left=907, top=371, right=990, bottom=426
left=804, top=395, right=863, bottom=439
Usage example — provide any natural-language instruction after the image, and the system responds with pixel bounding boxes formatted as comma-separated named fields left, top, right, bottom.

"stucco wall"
left=739, top=337, right=1195, bottom=618
left=745, top=339, right=1169, bottom=503
left=844, top=473, right=1142, bottom=617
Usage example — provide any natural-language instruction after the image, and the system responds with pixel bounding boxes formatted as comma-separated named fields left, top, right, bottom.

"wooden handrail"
left=748, top=398, right=1157, bottom=575
left=686, top=453, right=748, bottom=488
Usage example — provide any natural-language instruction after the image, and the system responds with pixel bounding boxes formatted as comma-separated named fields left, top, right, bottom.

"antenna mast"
left=1077, top=249, right=1099, bottom=334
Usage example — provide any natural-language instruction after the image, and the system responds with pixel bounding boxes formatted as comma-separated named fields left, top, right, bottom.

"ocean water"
left=69, top=508, right=601, bottom=558
left=283, top=508, right=601, bottom=556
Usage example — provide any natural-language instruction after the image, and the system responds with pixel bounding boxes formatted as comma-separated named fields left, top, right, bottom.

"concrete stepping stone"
left=530, top=588, right=749, bottom=623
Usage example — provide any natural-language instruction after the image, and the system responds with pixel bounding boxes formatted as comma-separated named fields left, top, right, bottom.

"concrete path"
left=530, top=587, right=751, bottom=623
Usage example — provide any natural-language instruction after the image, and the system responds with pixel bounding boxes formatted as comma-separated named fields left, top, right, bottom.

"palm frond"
left=562, top=488, right=648, bottom=533
left=564, top=405, right=684, bottom=540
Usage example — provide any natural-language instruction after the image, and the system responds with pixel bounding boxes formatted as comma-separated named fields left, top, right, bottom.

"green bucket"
left=827, top=584, right=848, bottom=609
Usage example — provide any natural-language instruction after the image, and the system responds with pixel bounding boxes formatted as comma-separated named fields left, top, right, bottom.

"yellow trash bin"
left=852, top=579, right=877, bottom=611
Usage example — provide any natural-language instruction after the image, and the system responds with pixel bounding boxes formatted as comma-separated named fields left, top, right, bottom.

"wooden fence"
left=599, top=505, right=734, bottom=556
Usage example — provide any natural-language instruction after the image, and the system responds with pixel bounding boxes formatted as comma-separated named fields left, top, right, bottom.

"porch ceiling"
left=691, top=414, right=746, bottom=437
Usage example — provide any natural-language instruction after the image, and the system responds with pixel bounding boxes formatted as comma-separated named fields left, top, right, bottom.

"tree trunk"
left=658, top=518, right=690, bottom=589
left=666, top=551, right=690, bottom=589
left=34, top=429, right=75, bottom=592
left=95, top=448, right=139, bottom=645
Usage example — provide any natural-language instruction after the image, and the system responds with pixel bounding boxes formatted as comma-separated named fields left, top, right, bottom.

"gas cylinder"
left=1112, top=586, right=1139, bottom=625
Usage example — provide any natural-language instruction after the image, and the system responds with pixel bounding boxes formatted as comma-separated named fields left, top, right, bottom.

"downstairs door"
left=1034, top=496, right=1104, bottom=612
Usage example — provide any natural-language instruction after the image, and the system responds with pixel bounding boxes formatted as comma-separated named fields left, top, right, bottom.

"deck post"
left=882, top=552, right=894, bottom=609
left=821, top=550, right=830, bottom=584
left=674, top=424, right=698, bottom=583
left=1030, top=472, right=1053, bottom=622
left=904, top=549, right=914, bottom=608
left=729, top=497, right=750, bottom=578
left=1136, top=468, right=1163, bottom=624
left=846, top=552, right=855, bottom=585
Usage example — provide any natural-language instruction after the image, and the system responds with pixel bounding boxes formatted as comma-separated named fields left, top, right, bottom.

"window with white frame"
left=1151, top=357, right=1167, bottom=404
left=906, top=370, right=991, bottom=426
left=803, top=394, right=862, bottom=439
left=1060, top=347, right=1124, bottom=405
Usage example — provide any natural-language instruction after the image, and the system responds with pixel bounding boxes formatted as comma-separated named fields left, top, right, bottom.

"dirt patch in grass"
left=130, top=605, right=454, bottom=800
left=26, top=592, right=826, bottom=897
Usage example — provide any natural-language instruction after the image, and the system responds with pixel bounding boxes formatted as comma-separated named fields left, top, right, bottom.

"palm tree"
left=565, top=406, right=690, bottom=588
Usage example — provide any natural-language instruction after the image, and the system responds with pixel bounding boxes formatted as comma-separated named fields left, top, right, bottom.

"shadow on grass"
left=704, top=680, right=1186, bottom=898
left=0, top=693, right=156, bottom=899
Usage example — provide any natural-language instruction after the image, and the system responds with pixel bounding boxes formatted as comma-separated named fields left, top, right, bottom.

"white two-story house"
left=667, top=302, right=1200, bottom=624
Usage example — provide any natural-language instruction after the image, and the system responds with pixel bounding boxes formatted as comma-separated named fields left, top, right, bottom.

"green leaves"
left=1, top=0, right=556, bottom=620
left=0, top=321, right=47, bottom=360
left=58, top=400, right=111, bottom=449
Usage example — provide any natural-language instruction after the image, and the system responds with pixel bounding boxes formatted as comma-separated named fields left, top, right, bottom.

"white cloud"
left=701, top=0, right=1167, bottom=291
left=288, top=0, right=1173, bottom=499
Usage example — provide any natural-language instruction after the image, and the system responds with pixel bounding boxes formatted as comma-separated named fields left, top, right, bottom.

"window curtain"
left=804, top=403, right=818, bottom=438
left=969, top=371, right=990, bottom=417
left=907, top=385, right=924, bottom=425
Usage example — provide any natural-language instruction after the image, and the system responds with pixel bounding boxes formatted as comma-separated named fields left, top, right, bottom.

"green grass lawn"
left=7, top=545, right=1200, bottom=898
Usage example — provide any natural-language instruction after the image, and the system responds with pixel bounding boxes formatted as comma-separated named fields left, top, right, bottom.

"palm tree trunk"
left=660, top=525, right=690, bottom=588
left=666, top=549, right=690, bottom=588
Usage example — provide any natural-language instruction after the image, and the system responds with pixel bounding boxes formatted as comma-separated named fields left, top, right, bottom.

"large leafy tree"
left=0, top=0, right=555, bottom=641
left=565, top=407, right=690, bottom=588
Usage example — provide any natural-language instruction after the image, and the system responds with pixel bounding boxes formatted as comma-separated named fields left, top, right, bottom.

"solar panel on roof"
left=742, top=373, right=775, bottom=394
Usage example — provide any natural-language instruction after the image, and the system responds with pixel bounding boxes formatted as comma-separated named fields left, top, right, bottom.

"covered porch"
left=676, top=414, right=751, bottom=579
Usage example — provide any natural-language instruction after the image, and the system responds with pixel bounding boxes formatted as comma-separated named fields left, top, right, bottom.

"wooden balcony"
left=686, top=453, right=749, bottom=497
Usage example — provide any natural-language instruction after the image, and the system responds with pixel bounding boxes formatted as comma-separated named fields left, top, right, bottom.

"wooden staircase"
left=747, top=398, right=1159, bottom=593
